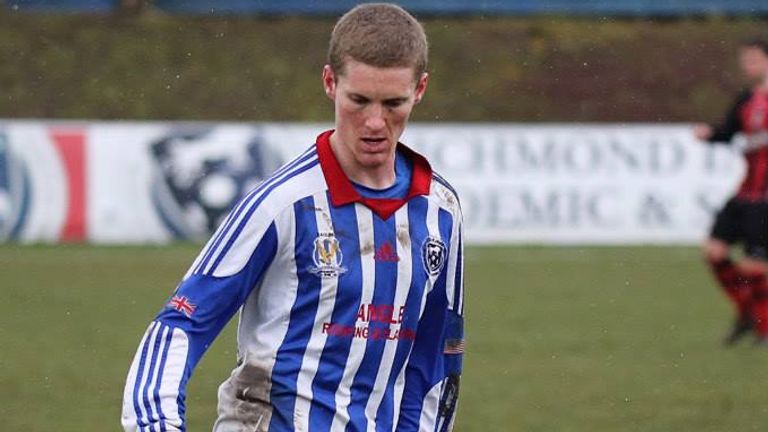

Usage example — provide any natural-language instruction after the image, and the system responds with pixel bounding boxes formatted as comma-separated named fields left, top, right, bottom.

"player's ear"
left=414, top=72, right=428, bottom=104
left=322, top=65, right=337, bottom=101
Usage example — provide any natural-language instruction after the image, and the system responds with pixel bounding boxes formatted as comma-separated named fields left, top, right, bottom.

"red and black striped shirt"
left=709, top=88, right=768, bottom=201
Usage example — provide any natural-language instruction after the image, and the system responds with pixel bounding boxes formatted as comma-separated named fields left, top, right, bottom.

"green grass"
left=1, top=244, right=767, bottom=431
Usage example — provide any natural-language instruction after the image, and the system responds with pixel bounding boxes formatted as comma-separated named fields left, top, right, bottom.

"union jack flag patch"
left=167, top=295, right=197, bottom=318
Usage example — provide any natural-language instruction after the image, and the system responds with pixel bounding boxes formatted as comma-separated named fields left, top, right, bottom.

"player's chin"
left=355, top=152, right=390, bottom=168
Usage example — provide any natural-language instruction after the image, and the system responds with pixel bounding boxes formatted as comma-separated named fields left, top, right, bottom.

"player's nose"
left=364, top=105, right=386, bottom=131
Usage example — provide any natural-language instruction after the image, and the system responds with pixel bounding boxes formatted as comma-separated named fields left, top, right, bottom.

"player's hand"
left=693, top=124, right=713, bottom=141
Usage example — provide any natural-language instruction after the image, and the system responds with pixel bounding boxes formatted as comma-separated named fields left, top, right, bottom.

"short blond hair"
left=328, top=3, right=428, bottom=80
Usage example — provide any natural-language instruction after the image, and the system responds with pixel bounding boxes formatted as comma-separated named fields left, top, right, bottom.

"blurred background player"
left=121, top=3, right=465, bottom=431
left=694, top=38, right=768, bottom=345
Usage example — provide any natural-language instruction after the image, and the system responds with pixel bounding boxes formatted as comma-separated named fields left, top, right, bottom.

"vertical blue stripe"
left=153, top=327, right=175, bottom=431
left=454, top=231, right=463, bottom=315
left=437, top=209, right=454, bottom=271
left=206, top=158, right=319, bottom=275
left=374, top=197, right=431, bottom=431
left=433, top=385, right=445, bottom=432
left=439, top=398, right=458, bottom=432
left=196, top=148, right=317, bottom=274
left=395, top=207, right=452, bottom=431
left=307, top=197, right=362, bottom=430
left=395, top=278, right=449, bottom=431
left=132, top=322, right=158, bottom=430
left=0, top=136, right=9, bottom=189
left=175, top=372, right=189, bottom=432
left=269, top=196, right=322, bottom=432
left=345, top=211, right=399, bottom=432
left=143, top=324, right=168, bottom=432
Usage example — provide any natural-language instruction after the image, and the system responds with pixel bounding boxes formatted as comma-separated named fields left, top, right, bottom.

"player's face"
left=739, top=47, right=768, bottom=83
left=323, top=59, right=428, bottom=172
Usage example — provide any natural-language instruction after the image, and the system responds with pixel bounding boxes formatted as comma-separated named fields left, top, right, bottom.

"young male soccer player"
left=694, top=39, right=768, bottom=345
left=121, top=3, right=465, bottom=431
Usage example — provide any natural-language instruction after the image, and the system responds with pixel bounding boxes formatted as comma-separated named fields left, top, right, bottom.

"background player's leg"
left=737, top=258, right=768, bottom=343
left=704, top=239, right=754, bottom=344
left=704, top=239, right=751, bottom=315
left=737, top=201, right=768, bottom=344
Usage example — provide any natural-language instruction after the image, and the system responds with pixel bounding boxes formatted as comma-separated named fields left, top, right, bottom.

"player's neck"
left=330, top=134, right=397, bottom=190
left=350, top=167, right=396, bottom=190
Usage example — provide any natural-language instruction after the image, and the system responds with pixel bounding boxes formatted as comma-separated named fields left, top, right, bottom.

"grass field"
left=2, top=244, right=768, bottom=431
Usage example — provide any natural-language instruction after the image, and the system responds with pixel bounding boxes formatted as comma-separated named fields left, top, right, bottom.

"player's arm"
left=697, top=90, right=751, bottom=143
left=120, top=218, right=279, bottom=432
left=396, top=207, right=465, bottom=431
left=437, top=216, right=465, bottom=431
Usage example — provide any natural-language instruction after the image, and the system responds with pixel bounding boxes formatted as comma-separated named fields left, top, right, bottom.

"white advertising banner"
left=0, top=121, right=743, bottom=245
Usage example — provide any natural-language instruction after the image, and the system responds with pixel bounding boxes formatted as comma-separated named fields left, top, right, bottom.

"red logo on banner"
left=50, top=128, right=87, bottom=242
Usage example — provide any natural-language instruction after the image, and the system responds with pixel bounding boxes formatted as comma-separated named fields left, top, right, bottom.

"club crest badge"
left=310, top=234, right=347, bottom=278
left=422, top=236, right=447, bottom=276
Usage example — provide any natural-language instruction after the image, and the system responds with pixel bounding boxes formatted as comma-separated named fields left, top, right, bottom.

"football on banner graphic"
left=148, top=126, right=283, bottom=239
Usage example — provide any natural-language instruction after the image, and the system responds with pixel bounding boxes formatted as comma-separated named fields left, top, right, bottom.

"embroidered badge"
left=167, top=295, right=197, bottom=318
left=421, top=236, right=447, bottom=276
left=444, top=339, right=466, bottom=355
left=310, top=234, right=347, bottom=278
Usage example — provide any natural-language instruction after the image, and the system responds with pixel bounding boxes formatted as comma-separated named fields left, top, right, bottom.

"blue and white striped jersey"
left=122, top=130, right=465, bottom=432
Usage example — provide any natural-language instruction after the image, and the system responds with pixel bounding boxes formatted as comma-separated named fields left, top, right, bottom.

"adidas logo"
left=374, top=241, right=399, bottom=262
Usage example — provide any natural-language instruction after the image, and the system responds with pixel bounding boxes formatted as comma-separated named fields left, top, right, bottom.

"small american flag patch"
left=444, top=339, right=465, bottom=355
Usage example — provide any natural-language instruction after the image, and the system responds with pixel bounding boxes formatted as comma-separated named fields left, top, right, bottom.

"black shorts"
left=711, top=197, right=768, bottom=259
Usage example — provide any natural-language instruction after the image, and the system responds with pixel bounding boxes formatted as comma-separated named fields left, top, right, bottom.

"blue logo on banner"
left=0, top=133, right=32, bottom=241
left=149, top=127, right=283, bottom=240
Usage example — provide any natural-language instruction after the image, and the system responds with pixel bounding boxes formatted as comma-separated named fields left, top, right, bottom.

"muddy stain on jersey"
left=213, top=363, right=273, bottom=432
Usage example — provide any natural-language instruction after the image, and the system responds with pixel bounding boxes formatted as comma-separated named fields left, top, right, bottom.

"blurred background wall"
left=1, top=0, right=767, bottom=123
left=1, top=1, right=765, bottom=244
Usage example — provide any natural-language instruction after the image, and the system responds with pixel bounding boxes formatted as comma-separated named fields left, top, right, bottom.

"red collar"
left=315, top=129, right=432, bottom=220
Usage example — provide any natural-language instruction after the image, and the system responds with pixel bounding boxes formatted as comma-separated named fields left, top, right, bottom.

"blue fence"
left=8, top=0, right=117, bottom=12
left=7, top=0, right=768, bottom=15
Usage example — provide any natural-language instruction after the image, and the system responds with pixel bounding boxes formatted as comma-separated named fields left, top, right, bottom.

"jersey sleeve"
left=708, top=90, right=751, bottom=143
left=120, top=215, right=279, bottom=432
left=437, top=215, right=464, bottom=432
left=396, top=205, right=465, bottom=432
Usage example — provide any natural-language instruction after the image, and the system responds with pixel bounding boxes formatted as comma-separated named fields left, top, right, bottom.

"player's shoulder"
left=399, top=142, right=462, bottom=217
left=239, top=144, right=327, bottom=219
left=429, top=170, right=462, bottom=217
left=187, top=144, right=327, bottom=278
